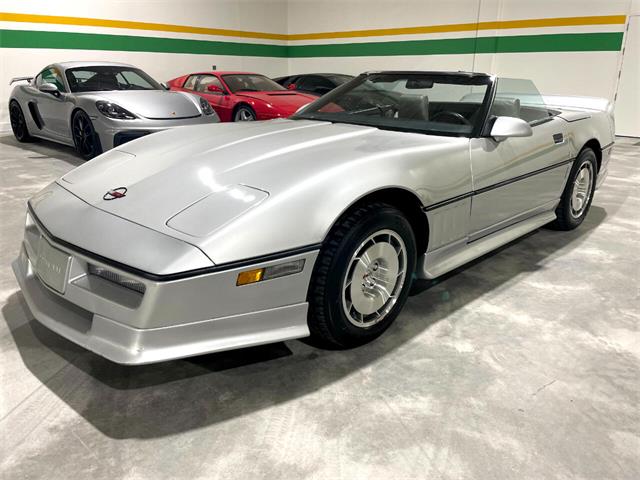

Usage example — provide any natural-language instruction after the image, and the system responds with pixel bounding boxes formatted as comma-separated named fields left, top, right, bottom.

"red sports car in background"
left=167, top=71, right=316, bottom=122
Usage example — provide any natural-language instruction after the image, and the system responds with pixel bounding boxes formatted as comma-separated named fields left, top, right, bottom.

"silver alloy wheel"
left=342, top=229, right=407, bottom=328
left=570, top=161, right=594, bottom=218
left=234, top=108, right=255, bottom=121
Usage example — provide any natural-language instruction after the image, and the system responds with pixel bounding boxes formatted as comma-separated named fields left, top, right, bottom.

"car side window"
left=489, top=78, right=554, bottom=125
left=183, top=75, right=198, bottom=90
left=39, top=68, right=66, bottom=92
left=196, top=75, right=225, bottom=93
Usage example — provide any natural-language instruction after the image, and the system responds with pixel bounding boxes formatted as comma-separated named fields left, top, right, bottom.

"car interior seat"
left=397, top=94, right=429, bottom=120
left=490, top=98, right=521, bottom=118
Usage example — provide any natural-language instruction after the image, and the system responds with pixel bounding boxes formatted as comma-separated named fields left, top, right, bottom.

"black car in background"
left=273, top=73, right=354, bottom=97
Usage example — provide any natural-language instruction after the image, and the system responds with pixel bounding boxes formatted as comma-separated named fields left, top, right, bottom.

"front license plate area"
left=35, top=238, right=71, bottom=294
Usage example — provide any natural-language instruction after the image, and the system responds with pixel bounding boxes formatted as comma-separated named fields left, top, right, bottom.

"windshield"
left=65, top=66, right=162, bottom=92
left=293, top=73, right=491, bottom=137
left=222, top=74, right=286, bottom=93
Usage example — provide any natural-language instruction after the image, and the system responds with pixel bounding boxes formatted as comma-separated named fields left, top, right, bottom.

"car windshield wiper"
left=347, top=104, right=394, bottom=115
left=235, top=88, right=259, bottom=92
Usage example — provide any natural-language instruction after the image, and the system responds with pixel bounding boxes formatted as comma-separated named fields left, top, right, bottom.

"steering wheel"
left=431, top=111, right=471, bottom=126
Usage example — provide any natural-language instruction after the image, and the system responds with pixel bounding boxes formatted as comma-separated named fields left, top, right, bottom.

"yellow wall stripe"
left=287, top=15, right=628, bottom=40
left=0, top=12, right=289, bottom=40
left=0, top=12, right=626, bottom=42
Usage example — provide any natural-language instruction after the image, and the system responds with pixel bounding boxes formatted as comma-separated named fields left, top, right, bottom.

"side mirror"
left=490, top=116, right=533, bottom=142
left=206, top=84, right=224, bottom=94
left=287, top=83, right=297, bottom=90
left=39, top=82, right=59, bottom=96
left=161, top=82, right=169, bottom=90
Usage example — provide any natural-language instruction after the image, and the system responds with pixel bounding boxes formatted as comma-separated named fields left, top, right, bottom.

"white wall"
left=0, top=0, right=289, bottom=127
left=1, top=0, right=637, bottom=135
left=614, top=1, right=640, bottom=136
left=285, top=0, right=637, bottom=135
left=287, top=0, right=630, bottom=99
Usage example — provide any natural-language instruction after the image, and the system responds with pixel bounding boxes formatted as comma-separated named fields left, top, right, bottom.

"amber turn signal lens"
left=236, top=268, right=264, bottom=286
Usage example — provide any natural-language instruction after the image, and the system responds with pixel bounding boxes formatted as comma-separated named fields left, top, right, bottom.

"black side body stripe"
left=423, top=157, right=576, bottom=212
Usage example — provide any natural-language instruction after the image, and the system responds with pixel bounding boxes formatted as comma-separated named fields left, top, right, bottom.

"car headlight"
left=96, top=101, right=136, bottom=120
left=199, top=97, right=215, bottom=116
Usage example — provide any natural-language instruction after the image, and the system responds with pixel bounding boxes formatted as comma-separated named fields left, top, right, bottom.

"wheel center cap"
left=363, top=273, right=376, bottom=288
left=362, top=261, right=385, bottom=290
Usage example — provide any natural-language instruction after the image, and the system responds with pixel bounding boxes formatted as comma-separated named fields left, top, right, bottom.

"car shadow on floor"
left=0, top=135, right=84, bottom=166
left=2, top=207, right=607, bottom=439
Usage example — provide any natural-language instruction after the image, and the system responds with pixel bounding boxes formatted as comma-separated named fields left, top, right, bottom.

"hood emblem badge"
left=103, top=187, right=127, bottom=201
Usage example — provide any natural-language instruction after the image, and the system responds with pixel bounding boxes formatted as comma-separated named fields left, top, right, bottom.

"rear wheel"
left=9, top=101, right=33, bottom=142
left=233, top=105, right=256, bottom=121
left=551, top=147, right=597, bottom=230
left=308, top=203, right=417, bottom=348
left=72, top=110, right=102, bottom=160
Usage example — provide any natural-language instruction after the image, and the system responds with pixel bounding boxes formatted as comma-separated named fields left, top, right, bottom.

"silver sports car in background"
left=9, top=61, right=219, bottom=159
left=13, top=71, right=614, bottom=364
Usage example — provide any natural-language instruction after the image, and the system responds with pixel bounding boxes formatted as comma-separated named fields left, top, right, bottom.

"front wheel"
left=72, top=110, right=102, bottom=160
left=308, top=203, right=417, bottom=348
left=233, top=105, right=256, bottom=121
left=551, top=147, right=597, bottom=230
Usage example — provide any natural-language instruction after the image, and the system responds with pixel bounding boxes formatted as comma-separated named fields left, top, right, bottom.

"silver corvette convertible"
left=9, top=61, right=219, bottom=159
left=13, top=71, right=614, bottom=364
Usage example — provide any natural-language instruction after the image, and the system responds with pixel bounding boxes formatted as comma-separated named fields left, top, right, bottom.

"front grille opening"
left=113, top=131, right=151, bottom=147
left=88, top=264, right=146, bottom=294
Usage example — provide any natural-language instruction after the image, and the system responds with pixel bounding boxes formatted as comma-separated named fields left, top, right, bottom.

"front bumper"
left=92, top=113, right=219, bottom=149
left=13, top=216, right=317, bottom=365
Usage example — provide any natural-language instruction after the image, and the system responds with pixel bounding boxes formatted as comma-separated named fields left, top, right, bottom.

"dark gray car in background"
left=273, top=73, right=354, bottom=97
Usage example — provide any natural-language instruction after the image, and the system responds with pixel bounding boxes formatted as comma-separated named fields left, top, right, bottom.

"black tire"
left=233, top=105, right=256, bottom=121
left=72, top=110, right=102, bottom=160
left=9, top=101, right=33, bottom=142
left=308, top=202, right=417, bottom=348
left=551, top=147, right=598, bottom=230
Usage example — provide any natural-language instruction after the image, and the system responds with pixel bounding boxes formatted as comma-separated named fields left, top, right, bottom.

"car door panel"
left=20, top=85, right=55, bottom=139
left=469, top=117, right=571, bottom=236
left=32, top=67, right=72, bottom=140
left=189, top=75, right=233, bottom=121
left=34, top=92, right=72, bottom=140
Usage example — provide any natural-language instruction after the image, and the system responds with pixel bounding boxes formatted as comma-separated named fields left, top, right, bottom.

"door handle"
left=552, top=133, right=565, bottom=145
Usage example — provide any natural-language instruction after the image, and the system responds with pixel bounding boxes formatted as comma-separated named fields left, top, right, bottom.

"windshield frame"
left=64, top=66, right=162, bottom=93
left=221, top=73, right=286, bottom=93
left=292, top=72, right=495, bottom=138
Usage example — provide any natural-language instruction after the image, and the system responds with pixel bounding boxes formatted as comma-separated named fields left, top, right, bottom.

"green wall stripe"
left=289, top=32, right=624, bottom=57
left=0, top=29, right=289, bottom=57
left=0, top=29, right=624, bottom=58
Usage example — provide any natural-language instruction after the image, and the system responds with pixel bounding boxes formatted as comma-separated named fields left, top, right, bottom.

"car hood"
left=236, top=91, right=315, bottom=114
left=58, top=119, right=461, bottom=260
left=90, top=90, right=201, bottom=119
